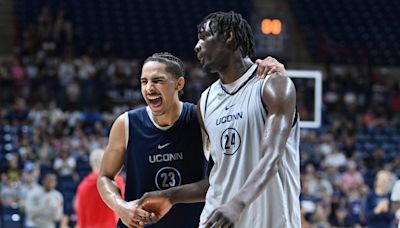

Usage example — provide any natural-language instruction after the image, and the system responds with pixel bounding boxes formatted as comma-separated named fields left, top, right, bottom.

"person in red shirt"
left=75, top=148, right=125, bottom=228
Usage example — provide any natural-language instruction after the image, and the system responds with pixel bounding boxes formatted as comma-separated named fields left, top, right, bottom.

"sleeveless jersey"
left=119, top=102, right=206, bottom=228
left=199, top=64, right=301, bottom=228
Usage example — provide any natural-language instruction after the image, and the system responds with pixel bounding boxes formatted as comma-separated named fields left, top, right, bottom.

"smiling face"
left=140, top=61, right=184, bottom=117
left=194, top=20, right=231, bottom=73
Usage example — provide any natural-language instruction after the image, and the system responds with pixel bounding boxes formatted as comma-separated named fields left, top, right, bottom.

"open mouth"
left=149, top=97, right=162, bottom=108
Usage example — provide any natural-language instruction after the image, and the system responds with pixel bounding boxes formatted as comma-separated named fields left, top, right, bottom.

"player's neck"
left=219, top=57, right=253, bottom=84
left=153, top=101, right=182, bottom=127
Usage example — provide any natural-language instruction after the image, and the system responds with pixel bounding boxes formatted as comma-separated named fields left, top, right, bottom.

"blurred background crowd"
left=1, top=0, right=400, bottom=227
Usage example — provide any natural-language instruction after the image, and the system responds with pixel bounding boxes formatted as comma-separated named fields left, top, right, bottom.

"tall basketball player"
left=138, top=11, right=301, bottom=228
left=97, top=52, right=286, bottom=228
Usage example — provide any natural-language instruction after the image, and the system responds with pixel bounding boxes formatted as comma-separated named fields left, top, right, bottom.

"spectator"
left=346, top=187, right=365, bottom=226
left=2, top=153, right=23, bottom=183
left=314, top=171, right=334, bottom=198
left=9, top=58, right=27, bottom=93
left=0, top=172, right=21, bottom=208
left=303, top=163, right=319, bottom=196
left=340, top=161, right=364, bottom=193
left=312, top=202, right=330, bottom=227
left=301, top=184, right=319, bottom=221
left=365, top=170, right=394, bottom=228
left=53, top=143, right=76, bottom=178
left=325, top=166, right=341, bottom=189
left=7, top=97, right=29, bottom=122
left=25, top=173, right=64, bottom=228
left=19, top=167, right=41, bottom=211
left=75, top=148, right=125, bottom=228
left=329, top=205, right=354, bottom=227
left=323, top=146, right=347, bottom=169
left=38, top=140, right=56, bottom=167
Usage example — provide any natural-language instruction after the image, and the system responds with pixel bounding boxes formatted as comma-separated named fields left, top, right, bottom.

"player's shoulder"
left=182, top=102, right=196, bottom=112
left=262, top=72, right=295, bottom=96
left=201, top=80, right=219, bottom=97
left=264, top=72, right=291, bottom=85
left=179, top=102, right=199, bottom=127
left=126, top=105, right=147, bottom=116
left=122, top=105, right=149, bottom=125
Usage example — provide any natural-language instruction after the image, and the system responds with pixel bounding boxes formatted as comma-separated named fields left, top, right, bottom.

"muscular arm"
left=232, top=73, right=296, bottom=209
left=172, top=178, right=209, bottom=203
left=155, top=178, right=209, bottom=204
left=97, top=114, right=126, bottom=212
left=138, top=177, right=209, bottom=225
left=98, top=114, right=150, bottom=228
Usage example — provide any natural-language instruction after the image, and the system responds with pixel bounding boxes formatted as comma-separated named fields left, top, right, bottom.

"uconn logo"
left=149, top=152, right=183, bottom=163
left=216, top=112, right=243, bottom=125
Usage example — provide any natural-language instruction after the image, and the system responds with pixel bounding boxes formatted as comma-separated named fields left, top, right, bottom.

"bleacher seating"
left=287, top=0, right=400, bottom=65
left=14, top=0, right=252, bottom=58
left=76, top=156, right=91, bottom=180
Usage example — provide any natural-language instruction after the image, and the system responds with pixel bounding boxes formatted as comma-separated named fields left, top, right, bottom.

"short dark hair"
left=144, top=52, right=185, bottom=79
left=198, top=11, right=255, bottom=58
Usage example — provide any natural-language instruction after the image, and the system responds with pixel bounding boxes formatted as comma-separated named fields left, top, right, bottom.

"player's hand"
left=255, top=56, right=286, bottom=78
left=117, top=200, right=151, bottom=228
left=203, top=199, right=245, bottom=228
left=137, top=190, right=173, bottom=224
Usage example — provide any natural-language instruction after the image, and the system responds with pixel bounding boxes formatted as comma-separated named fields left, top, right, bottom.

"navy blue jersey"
left=118, top=102, right=206, bottom=228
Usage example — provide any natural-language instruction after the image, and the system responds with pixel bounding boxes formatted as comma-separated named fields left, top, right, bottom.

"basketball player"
left=97, top=52, right=286, bottom=228
left=138, top=11, right=301, bottom=228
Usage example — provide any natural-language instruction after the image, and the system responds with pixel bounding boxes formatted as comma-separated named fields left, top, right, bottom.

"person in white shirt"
left=25, top=173, right=64, bottom=228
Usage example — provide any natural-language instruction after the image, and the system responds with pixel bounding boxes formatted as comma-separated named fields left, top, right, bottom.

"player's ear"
left=226, top=31, right=236, bottom=50
left=176, top=76, right=185, bottom=91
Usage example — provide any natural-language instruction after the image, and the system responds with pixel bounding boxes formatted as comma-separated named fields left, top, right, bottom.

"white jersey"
left=199, top=64, right=301, bottom=228
left=391, top=180, right=400, bottom=228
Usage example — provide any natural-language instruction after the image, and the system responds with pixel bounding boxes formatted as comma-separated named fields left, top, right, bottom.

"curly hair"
left=198, top=11, right=255, bottom=58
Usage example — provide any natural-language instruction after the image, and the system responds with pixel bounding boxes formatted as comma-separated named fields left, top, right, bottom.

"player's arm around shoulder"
left=97, top=113, right=151, bottom=228
left=255, top=56, right=287, bottom=78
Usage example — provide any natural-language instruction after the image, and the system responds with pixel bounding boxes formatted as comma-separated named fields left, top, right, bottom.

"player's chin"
left=202, top=63, right=217, bottom=74
left=149, top=106, right=163, bottom=115
left=202, top=64, right=213, bottom=73
left=148, top=104, right=165, bottom=116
